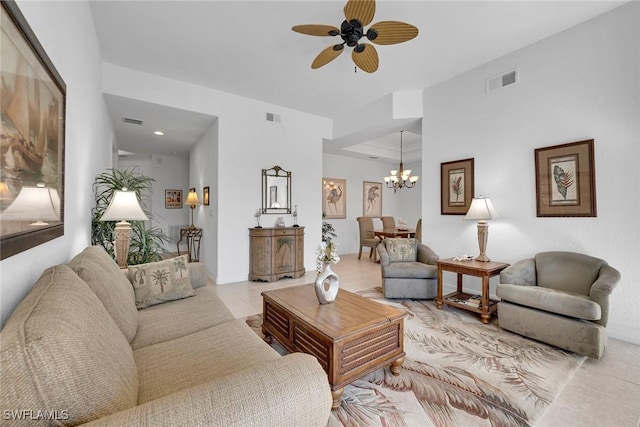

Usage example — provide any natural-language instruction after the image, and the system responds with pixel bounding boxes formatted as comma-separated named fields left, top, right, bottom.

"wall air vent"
left=266, top=112, right=281, bottom=123
left=123, top=117, right=143, bottom=125
left=486, top=68, right=519, bottom=93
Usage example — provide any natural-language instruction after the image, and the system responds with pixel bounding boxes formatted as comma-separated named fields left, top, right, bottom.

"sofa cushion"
left=0, top=265, right=138, bottom=425
left=497, top=283, right=601, bottom=321
left=385, top=238, right=417, bottom=262
left=384, top=261, right=438, bottom=279
left=128, top=255, right=195, bottom=309
left=134, top=319, right=280, bottom=403
left=68, top=245, right=139, bottom=342
left=131, top=285, right=235, bottom=350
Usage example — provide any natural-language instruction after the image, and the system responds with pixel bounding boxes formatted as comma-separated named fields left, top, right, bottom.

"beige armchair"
left=377, top=238, right=439, bottom=299
left=356, top=216, right=379, bottom=261
left=497, top=251, right=620, bottom=358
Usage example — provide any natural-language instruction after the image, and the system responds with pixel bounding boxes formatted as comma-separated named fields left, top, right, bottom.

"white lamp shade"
left=100, top=190, right=148, bottom=221
left=464, top=197, right=501, bottom=221
left=0, top=186, right=60, bottom=222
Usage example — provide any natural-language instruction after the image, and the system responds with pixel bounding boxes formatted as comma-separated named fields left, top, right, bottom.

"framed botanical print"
left=535, top=139, right=596, bottom=217
left=203, top=186, right=210, bottom=206
left=363, top=181, right=382, bottom=217
left=322, top=178, right=346, bottom=219
left=1, top=1, right=66, bottom=260
left=441, top=158, right=474, bottom=215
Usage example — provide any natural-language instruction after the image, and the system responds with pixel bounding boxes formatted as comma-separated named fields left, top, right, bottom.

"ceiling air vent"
left=123, top=117, right=143, bottom=125
left=486, top=68, right=519, bottom=93
left=266, top=112, right=281, bottom=123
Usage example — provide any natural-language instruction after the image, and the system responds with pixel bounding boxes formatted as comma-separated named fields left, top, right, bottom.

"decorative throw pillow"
left=386, top=238, right=418, bottom=262
left=128, top=255, right=195, bottom=309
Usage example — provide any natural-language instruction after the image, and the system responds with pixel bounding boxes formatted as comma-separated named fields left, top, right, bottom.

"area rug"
left=246, top=287, right=585, bottom=427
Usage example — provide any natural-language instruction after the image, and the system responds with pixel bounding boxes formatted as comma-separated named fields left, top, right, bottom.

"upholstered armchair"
left=377, top=238, right=439, bottom=299
left=497, top=251, right=620, bottom=358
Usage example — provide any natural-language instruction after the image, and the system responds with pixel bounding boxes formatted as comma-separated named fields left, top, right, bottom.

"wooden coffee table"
left=261, top=284, right=406, bottom=409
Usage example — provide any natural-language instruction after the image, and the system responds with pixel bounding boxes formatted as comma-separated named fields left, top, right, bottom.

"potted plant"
left=92, top=168, right=169, bottom=265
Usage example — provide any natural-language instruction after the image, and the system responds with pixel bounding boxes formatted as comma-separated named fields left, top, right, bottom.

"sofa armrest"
left=416, top=243, right=439, bottom=265
left=82, top=353, right=331, bottom=427
left=500, top=258, right=536, bottom=286
left=589, top=264, right=621, bottom=327
left=377, top=242, right=391, bottom=266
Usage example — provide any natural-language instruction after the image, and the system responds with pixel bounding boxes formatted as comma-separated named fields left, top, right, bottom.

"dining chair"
left=356, top=216, right=379, bottom=261
left=415, top=218, right=422, bottom=242
left=381, top=216, right=396, bottom=229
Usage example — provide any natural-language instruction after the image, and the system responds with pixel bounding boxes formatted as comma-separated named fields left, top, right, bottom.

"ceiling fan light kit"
left=292, top=0, right=418, bottom=73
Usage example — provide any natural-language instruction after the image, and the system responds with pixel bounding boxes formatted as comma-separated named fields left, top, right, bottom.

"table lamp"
left=185, top=189, right=200, bottom=228
left=100, top=188, right=148, bottom=268
left=464, top=196, right=500, bottom=262
left=0, top=184, right=60, bottom=226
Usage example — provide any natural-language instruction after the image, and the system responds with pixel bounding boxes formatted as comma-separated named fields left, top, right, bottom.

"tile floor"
left=212, top=253, right=640, bottom=427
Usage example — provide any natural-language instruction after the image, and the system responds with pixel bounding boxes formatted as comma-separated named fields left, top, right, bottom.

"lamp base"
left=113, top=220, right=132, bottom=268
left=475, top=220, right=490, bottom=262
left=475, top=253, right=491, bottom=262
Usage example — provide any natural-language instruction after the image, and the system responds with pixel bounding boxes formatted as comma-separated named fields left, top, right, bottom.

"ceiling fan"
left=292, top=0, right=418, bottom=73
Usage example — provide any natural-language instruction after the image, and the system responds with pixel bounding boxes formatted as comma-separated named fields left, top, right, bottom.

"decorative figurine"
left=292, top=205, right=299, bottom=227
left=255, top=209, right=262, bottom=228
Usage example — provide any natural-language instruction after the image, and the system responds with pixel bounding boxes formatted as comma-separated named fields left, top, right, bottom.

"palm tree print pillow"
left=129, top=255, right=195, bottom=309
left=386, top=238, right=417, bottom=262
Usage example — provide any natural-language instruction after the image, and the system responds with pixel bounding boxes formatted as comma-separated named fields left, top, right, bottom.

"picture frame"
left=203, top=186, right=210, bottom=206
left=362, top=181, right=382, bottom=217
left=535, top=139, right=596, bottom=217
left=441, top=158, right=474, bottom=215
left=1, top=1, right=67, bottom=260
left=322, top=178, right=346, bottom=219
left=165, top=189, right=183, bottom=209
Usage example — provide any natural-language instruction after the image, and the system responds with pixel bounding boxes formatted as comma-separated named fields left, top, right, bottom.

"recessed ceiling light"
left=153, top=131, right=164, bottom=136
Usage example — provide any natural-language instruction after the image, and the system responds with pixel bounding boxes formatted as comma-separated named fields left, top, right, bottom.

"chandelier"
left=384, top=130, right=419, bottom=192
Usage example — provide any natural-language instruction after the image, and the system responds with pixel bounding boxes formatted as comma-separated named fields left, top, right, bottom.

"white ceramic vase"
left=315, top=262, right=339, bottom=304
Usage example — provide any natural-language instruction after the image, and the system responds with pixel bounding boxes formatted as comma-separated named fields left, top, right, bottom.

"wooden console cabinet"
left=249, top=226, right=304, bottom=282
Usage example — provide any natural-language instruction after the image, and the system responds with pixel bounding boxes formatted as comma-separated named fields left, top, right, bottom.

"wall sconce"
left=100, top=188, right=148, bottom=268
left=464, top=196, right=500, bottom=262
left=185, top=189, right=200, bottom=228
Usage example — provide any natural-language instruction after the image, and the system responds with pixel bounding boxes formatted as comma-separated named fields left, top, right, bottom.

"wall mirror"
left=262, top=165, right=291, bottom=214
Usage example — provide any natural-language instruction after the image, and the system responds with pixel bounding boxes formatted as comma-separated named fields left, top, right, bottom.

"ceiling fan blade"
left=344, top=0, right=376, bottom=27
left=312, top=45, right=344, bottom=69
left=352, top=44, right=378, bottom=73
left=292, top=24, right=340, bottom=36
left=369, top=21, right=419, bottom=45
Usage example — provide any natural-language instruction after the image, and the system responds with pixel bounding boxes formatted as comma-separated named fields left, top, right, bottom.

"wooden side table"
left=177, top=227, right=202, bottom=262
left=435, top=258, right=509, bottom=324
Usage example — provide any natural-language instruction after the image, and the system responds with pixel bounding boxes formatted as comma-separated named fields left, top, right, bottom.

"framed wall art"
left=203, top=186, right=210, bottom=206
left=535, top=139, right=596, bottom=217
left=0, top=1, right=67, bottom=260
left=322, top=178, right=346, bottom=219
left=441, top=158, right=474, bottom=215
left=362, top=181, right=382, bottom=217
left=165, top=189, right=183, bottom=209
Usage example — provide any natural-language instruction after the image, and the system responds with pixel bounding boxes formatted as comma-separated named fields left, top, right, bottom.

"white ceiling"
left=90, top=0, right=625, bottom=161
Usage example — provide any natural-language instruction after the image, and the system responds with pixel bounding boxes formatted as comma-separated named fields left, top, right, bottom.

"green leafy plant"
left=92, top=168, right=169, bottom=265
left=322, top=221, right=337, bottom=244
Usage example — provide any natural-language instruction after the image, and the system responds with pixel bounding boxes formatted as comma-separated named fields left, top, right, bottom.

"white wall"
left=102, top=64, right=332, bottom=284
left=1, top=1, right=114, bottom=326
left=322, top=153, right=422, bottom=254
left=421, top=2, right=640, bottom=344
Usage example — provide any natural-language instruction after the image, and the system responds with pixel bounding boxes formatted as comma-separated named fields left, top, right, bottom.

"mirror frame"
left=262, top=165, right=291, bottom=214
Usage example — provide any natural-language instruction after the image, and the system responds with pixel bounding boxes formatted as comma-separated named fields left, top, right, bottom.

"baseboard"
left=607, top=323, right=640, bottom=345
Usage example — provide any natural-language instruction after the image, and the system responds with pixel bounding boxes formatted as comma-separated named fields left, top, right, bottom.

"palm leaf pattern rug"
left=246, top=287, right=585, bottom=426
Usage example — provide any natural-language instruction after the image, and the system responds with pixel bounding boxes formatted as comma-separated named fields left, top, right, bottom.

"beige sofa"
left=1, top=246, right=332, bottom=426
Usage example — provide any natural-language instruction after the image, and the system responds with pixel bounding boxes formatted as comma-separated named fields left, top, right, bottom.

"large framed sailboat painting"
left=0, top=1, right=66, bottom=260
